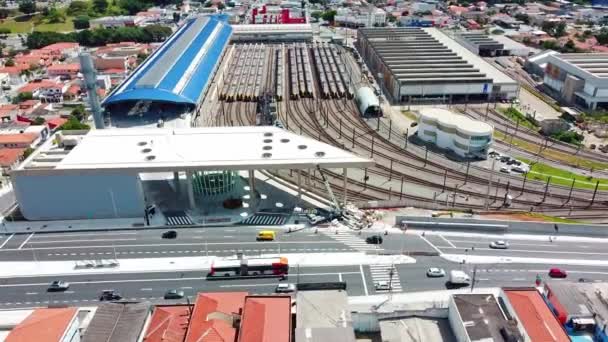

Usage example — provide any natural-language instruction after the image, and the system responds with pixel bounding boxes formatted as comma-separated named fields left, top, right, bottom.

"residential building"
left=82, top=303, right=150, bottom=342
left=238, top=296, right=291, bottom=342
left=0, top=133, right=40, bottom=149
left=40, top=43, right=80, bottom=59
left=90, top=16, right=145, bottom=28
left=5, top=307, right=80, bottom=342
left=93, top=55, right=130, bottom=72
left=502, top=288, right=570, bottom=342
left=184, top=292, right=249, bottom=342
left=142, top=305, right=191, bottom=342
left=543, top=53, right=608, bottom=110
left=0, top=148, right=26, bottom=174
left=335, top=7, right=386, bottom=27
left=448, top=294, right=522, bottom=342
left=47, top=63, right=80, bottom=79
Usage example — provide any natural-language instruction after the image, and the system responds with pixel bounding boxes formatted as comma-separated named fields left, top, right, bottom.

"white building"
left=543, top=53, right=608, bottom=111
left=417, top=108, right=493, bottom=159
left=90, top=16, right=145, bottom=28
left=335, top=7, right=386, bottom=27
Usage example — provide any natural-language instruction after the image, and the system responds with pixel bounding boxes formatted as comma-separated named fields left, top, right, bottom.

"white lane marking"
left=442, top=246, right=608, bottom=256
left=140, top=288, right=153, bottom=291
left=25, top=292, right=38, bottom=295
left=0, top=240, right=340, bottom=251
left=18, top=233, right=34, bottom=250
left=223, top=236, right=234, bottom=238
left=180, top=286, right=193, bottom=289
left=29, top=238, right=137, bottom=244
left=219, top=283, right=278, bottom=288
left=360, top=264, right=369, bottom=296
left=439, top=235, right=456, bottom=248
left=0, top=234, right=14, bottom=249
left=34, top=232, right=137, bottom=239
left=448, top=239, right=558, bottom=248
left=339, top=273, right=343, bottom=282
left=513, top=278, right=526, bottom=281
left=64, top=291, right=74, bottom=294
left=419, top=235, right=442, bottom=254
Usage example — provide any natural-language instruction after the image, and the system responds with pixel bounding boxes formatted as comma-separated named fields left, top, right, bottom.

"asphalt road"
left=1, top=227, right=608, bottom=309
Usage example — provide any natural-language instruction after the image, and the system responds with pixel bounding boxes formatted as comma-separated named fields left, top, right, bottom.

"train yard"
left=204, top=42, right=608, bottom=221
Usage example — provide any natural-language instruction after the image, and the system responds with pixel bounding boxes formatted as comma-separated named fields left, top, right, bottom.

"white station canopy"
left=17, top=126, right=374, bottom=175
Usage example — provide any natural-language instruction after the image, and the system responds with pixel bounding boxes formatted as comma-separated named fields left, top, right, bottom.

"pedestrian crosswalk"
left=322, top=231, right=380, bottom=251
left=241, top=214, right=288, bottom=226
left=166, top=215, right=194, bottom=226
left=369, top=264, right=403, bottom=292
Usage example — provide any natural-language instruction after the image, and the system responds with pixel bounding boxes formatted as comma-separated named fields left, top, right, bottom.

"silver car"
left=275, top=283, right=296, bottom=293
left=375, top=281, right=392, bottom=291
left=489, top=240, right=509, bottom=249
left=48, top=281, right=70, bottom=292
left=426, top=267, right=446, bottom=277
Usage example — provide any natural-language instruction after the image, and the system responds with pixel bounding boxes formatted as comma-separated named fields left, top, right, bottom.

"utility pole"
left=389, top=159, right=393, bottom=180
left=371, top=136, right=375, bottom=158
left=520, top=171, right=528, bottom=195
left=503, top=181, right=510, bottom=205
left=484, top=158, right=496, bottom=210
left=566, top=178, right=575, bottom=204
left=377, top=116, right=380, bottom=131
left=424, top=146, right=428, bottom=167
left=541, top=176, right=551, bottom=203
left=339, top=119, right=342, bottom=139
left=400, top=176, right=404, bottom=200
left=388, top=119, right=392, bottom=140
left=352, top=127, right=355, bottom=148
left=591, top=180, right=600, bottom=206
left=470, top=265, right=478, bottom=293
left=404, top=128, right=409, bottom=149
left=442, top=169, right=448, bottom=192
left=464, top=162, right=470, bottom=184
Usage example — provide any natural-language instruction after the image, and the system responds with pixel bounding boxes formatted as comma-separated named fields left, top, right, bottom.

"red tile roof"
left=238, top=296, right=291, bottom=342
left=41, top=42, right=79, bottom=52
left=19, top=80, right=63, bottom=94
left=0, top=66, right=28, bottom=74
left=185, top=292, right=248, bottom=342
left=0, top=133, right=38, bottom=145
left=5, top=307, right=78, bottom=342
left=144, top=305, right=192, bottom=342
left=47, top=63, right=80, bottom=72
left=47, top=117, right=68, bottom=129
left=0, top=148, right=25, bottom=167
left=505, top=289, right=570, bottom=342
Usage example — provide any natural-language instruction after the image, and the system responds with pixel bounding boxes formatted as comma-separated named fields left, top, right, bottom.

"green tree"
left=514, top=13, right=529, bottom=25
left=172, top=11, right=180, bottom=23
left=555, top=21, right=567, bottom=37
left=4, top=58, right=14, bottom=66
left=22, top=147, right=34, bottom=159
left=310, top=11, right=322, bottom=20
left=0, top=28, right=10, bottom=35
left=12, top=92, right=33, bottom=104
left=596, top=27, right=608, bottom=45
left=67, top=0, right=89, bottom=15
left=33, top=117, right=45, bottom=125
left=60, top=115, right=90, bottom=130
left=46, top=7, right=66, bottom=23
left=92, top=0, right=109, bottom=13
left=321, top=9, right=336, bottom=22
left=142, top=24, right=172, bottom=42
left=18, top=0, right=36, bottom=14
left=118, top=0, right=146, bottom=15
left=73, top=15, right=90, bottom=29
left=70, top=104, right=86, bottom=121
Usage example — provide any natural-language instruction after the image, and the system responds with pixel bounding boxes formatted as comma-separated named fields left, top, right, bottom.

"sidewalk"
left=0, top=252, right=416, bottom=278
left=442, top=253, right=608, bottom=267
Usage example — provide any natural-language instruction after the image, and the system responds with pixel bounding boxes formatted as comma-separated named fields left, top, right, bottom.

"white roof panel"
left=20, top=127, right=372, bottom=174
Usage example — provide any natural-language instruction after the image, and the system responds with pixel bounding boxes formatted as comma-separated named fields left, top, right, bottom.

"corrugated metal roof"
left=82, top=302, right=150, bottom=342
left=103, top=15, right=232, bottom=107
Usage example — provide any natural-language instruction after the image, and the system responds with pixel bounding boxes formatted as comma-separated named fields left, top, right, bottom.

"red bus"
left=208, top=257, right=289, bottom=278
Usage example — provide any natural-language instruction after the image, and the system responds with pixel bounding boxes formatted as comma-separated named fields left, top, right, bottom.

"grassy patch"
left=498, top=107, right=538, bottom=130
left=518, top=157, right=608, bottom=190
left=494, top=130, right=608, bottom=170
left=34, top=17, right=75, bottom=32
left=401, top=110, right=418, bottom=121
left=0, top=19, right=34, bottom=33
left=521, top=213, right=583, bottom=223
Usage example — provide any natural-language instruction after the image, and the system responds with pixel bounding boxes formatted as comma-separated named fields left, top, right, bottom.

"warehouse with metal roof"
left=103, top=15, right=232, bottom=110
left=356, top=27, right=518, bottom=104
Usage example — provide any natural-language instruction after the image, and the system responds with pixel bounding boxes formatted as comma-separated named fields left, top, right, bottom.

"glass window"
left=454, top=140, right=469, bottom=151
left=423, top=130, right=437, bottom=137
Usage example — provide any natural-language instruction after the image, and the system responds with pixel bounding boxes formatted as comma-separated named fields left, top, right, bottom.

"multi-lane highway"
left=1, top=226, right=608, bottom=309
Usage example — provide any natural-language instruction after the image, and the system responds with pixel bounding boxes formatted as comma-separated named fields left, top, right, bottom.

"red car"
left=549, top=268, right=567, bottom=278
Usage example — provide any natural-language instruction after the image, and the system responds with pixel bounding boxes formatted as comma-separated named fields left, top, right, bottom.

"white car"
left=275, top=283, right=296, bottom=293
left=499, top=166, right=511, bottom=174
left=426, top=267, right=446, bottom=277
left=489, top=240, right=509, bottom=249
left=375, top=281, right=392, bottom=291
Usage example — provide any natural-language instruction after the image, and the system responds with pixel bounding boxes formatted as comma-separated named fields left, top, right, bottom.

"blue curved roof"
left=103, top=15, right=232, bottom=107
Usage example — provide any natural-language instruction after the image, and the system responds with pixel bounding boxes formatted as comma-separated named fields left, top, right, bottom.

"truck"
left=449, top=270, right=471, bottom=286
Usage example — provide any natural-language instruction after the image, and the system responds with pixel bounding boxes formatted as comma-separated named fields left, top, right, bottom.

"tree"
left=92, top=0, right=108, bottom=14
left=46, top=7, right=66, bottom=23
left=73, top=15, right=90, bottom=29
left=33, top=117, right=45, bottom=125
left=118, top=0, right=146, bottom=15
left=26, top=31, right=75, bottom=49
left=564, top=39, right=576, bottom=52
left=491, top=29, right=504, bottom=35
left=70, top=104, right=86, bottom=121
left=172, top=11, right=180, bottom=23
left=0, top=28, right=9, bottom=36
left=514, top=13, right=529, bottom=25
left=23, top=147, right=34, bottom=159
left=310, top=11, right=322, bottom=20
left=555, top=21, right=566, bottom=38
left=321, top=9, right=336, bottom=22
left=18, top=0, right=36, bottom=14
left=596, top=27, right=608, bottom=45
left=142, top=24, right=172, bottom=42
left=12, top=92, right=33, bottom=104
left=60, top=115, right=90, bottom=130
left=4, top=58, right=14, bottom=66
left=67, top=0, right=89, bottom=15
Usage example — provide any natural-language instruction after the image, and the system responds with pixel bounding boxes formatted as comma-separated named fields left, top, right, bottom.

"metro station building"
left=11, top=127, right=372, bottom=221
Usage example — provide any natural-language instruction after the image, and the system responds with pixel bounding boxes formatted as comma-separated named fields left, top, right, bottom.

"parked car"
left=275, top=283, right=296, bottom=293
left=578, top=278, right=593, bottom=283
left=500, top=156, right=511, bottom=163
left=489, top=240, right=509, bottom=249
left=500, top=166, right=511, bottom=174
left=47, top=281, right=70, bottom=292
left=426, top=268, right=446, bottom=277
left=591, top=144, right=597, bottom=150
left=410, top=122, right=418, bottom=127
left=162, top=230, right=177, bottom=239
left=548, top=268, right=567, bottom=278
left=366, top=235, right=383, bottom=244
left=512, top=165, right=528, bottom=173
left=99, top=290, right=122, bottom=301
left=164, top=289, right=185, bottom=299
left=448, top=270, right=471, bottom=286
left=374, top=281, right=392, bottom=291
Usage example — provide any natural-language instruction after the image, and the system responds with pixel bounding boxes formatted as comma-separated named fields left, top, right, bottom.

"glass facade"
left=192, top=171, right=237, bottom=196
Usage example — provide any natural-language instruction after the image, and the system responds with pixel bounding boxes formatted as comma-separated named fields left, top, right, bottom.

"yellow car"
left=256, top=230, right=276, bottom=241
